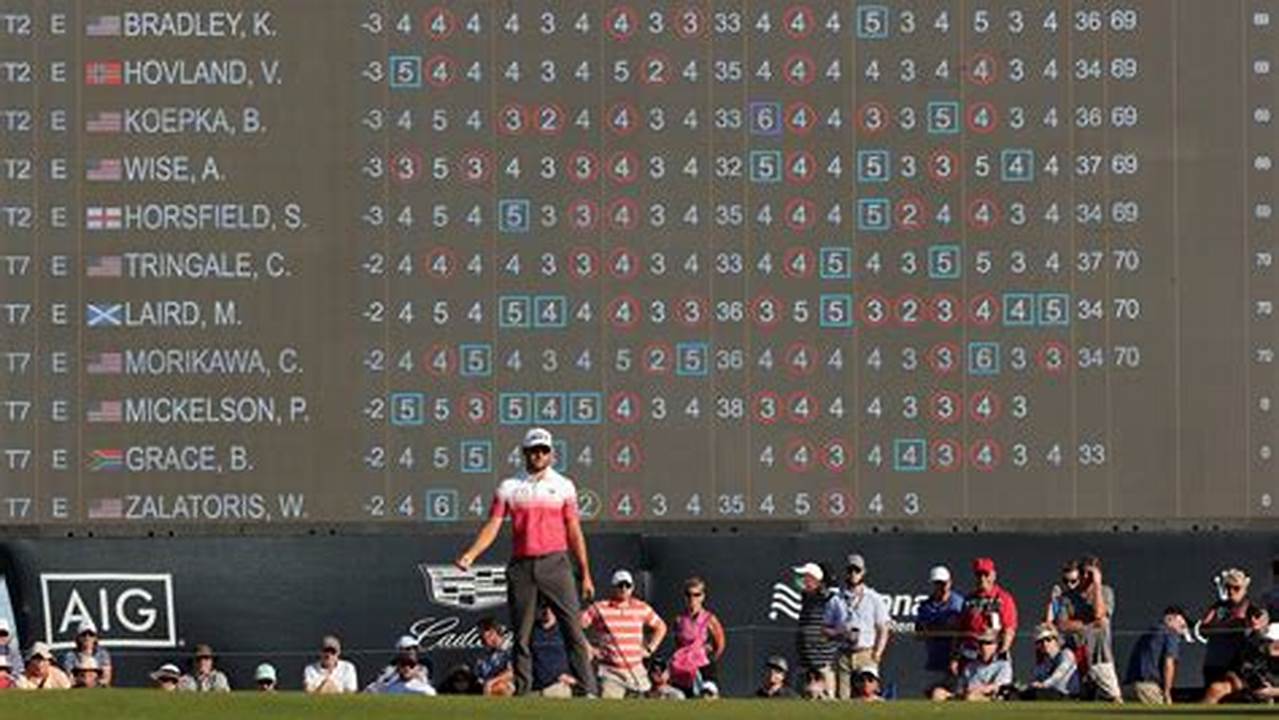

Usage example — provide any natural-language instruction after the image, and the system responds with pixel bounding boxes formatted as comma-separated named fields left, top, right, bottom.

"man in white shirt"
left=823, top=552, right=891, bottom=699
left=304, top=635, right=358, bottom=693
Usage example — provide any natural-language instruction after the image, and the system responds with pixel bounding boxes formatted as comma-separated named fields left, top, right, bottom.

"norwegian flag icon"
left=85, top=61, right=123, bottom=86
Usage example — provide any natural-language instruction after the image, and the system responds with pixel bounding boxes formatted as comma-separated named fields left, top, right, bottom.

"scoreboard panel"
left=1, top=0, right=1276, bottom=526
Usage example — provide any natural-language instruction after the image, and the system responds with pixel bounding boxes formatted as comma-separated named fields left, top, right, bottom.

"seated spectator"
left=0, top=654, right=15, bottom=690
left=1205, top=606, right=1272, bottom=703
left=365, top=636, right=431, bottom=692
left=1201, top=568, right=1253, bottom=687
left=1021, top=624, right=1079, bottom=700
left=531, top=605, right=575, bottom=698
left=254, top=663, right=277, bottom=692
left=669, top=576, right=725, bottom=698
left=644, top=658, right=685, bottom=700
left=71, top=655, right=102, bottom=689
left=178, top=644, right=230, bottom=692
left=582, top=569, right=667, bottom=698
left=150, top=663, right=181, bottom=691
left=367, top=653, right=436, bottom=695
left=60, top=620, right=112, bottom=687
left=1124, top=606, right=1187, bottom=704
left=700, top=681, right=720, bottom=699
left=754, top=656, right=797, bottom=698
left=435, top=665, right=480, bottom=695
left=17, top=643, right=70, bottom=690
left=473, top=617, right=513, bottom=696
left=801, top=667, right=832, bottom=700
left=304, top=635, right=358, bottom=694
left=1237, top=622, right=1279, bottom=702
left=932, top=630, right=1011, bottom=702
left=853, top=668, right=884, bottom=702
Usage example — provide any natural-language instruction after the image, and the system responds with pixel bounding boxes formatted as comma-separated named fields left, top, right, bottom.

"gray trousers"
left=507, top=551, right=598, bottom=696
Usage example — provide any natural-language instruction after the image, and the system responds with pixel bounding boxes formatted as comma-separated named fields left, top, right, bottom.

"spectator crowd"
left=0, top=555, right=1275, bottom=703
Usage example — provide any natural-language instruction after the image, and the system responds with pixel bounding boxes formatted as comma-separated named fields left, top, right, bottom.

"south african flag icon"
left=88, top=449, right=124, bottom=472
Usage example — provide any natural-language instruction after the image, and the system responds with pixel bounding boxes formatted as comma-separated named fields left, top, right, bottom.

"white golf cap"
left=76, top=619, right=97, bottom=635
left=150, top=663, right=181, bottom=681
left=396, top=635, right=419, bottom=651
left=254, top=663, right=277, bottom=683
left=522, top=427, right=553, bottom=449
left=793, top=563, right=824, bottom=581
left=611, top=569, right=634, bottom=586
left=929, top=565, right=952, bottom=583
left=0, top=617, right=10, bottom=633
left=1267, top=623, right=1279, bottom=642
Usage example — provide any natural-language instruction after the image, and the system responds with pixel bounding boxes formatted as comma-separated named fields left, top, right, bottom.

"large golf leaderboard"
left=2, top=0, right=1277, bottom=526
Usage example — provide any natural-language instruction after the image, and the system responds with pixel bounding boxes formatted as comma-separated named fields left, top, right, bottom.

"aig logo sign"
left=40, top=573, right=177, bottom=649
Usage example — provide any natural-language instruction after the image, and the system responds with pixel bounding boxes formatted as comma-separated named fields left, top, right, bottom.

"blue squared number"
left=928, top=245, right=961, bottom=279
left=857, top=150, right=891, bottom=184
left=856, top=6, right=890, bottom=39
left=927, top=102, right=960, bottom=135
left=553, top=439, right=568, bottom=472
left=533, top=392, right=567, bottom=425
left=389, top=392, right=424, bottom=426
left=533, top=295, right=567, bottom=329
left=458, top=343, right=492, bottom=377
left=857, top=198, right=891, bottom=232
left=425, top=489, right=459, bottom=522
left=819, top=247, right=853, bottom=280
left=568, top=392, right=601, bottom=425
left=498, top=295, right=531, bottom=329
left=388, top=55, right=422, bottom=89
left=498, top=198, right=530, bottom=233
left=1002, top=293, right=1037, bottom=327
left=459, top=441, right=492, bottom=474
left=1038, top=293, right=1071, bottom=327
left=499, top=393, right=531, bottom=425
left=967, top=342, right=1001, bottom=376
left=1001, top=149, right=1035, bottom=183
left=676, top=342, right=709, bottom=377
left=819, top=294, right=854, bottom=328
left=893, top=438, right=928, bottom=472
left=748, top=102, right=783, bottom=137
left=749, top=150, right=783, bottom=183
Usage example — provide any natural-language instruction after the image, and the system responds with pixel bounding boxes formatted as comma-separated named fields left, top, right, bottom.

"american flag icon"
left=85, top=255, right=123, bottom=278
left=85, top=15, right=122, bottom=37
left=86, top=206, right=123, bottom=230
left=85, top=61, right=123, bottom=86
left=86, top=158, right=122, bottom=182
left=86, top=352, right=123, bottom=375
left=87, top=497, right=125, bottom=520
left=85, top=111, right=123, bottom=134
left=86, top=400, right=123, bottom=424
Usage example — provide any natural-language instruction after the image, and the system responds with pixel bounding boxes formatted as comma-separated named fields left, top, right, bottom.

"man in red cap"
left=958, top=558, right=1018, bottom=666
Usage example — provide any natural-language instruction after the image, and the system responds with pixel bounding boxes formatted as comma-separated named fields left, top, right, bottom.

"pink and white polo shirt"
left=488, top=468, right=579, bottom=558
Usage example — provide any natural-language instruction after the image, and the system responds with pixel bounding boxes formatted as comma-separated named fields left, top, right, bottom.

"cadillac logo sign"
left=418, top=564, right=507, bottom=611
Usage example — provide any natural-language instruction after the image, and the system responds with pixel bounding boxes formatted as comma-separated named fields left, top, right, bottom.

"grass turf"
left=0, top=692, right=1276, bottom=720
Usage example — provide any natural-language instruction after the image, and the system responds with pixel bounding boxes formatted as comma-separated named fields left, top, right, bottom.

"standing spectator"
left=1045, top=560, right=1082, bottom=624
left=644, top=658, right=685, bottom=700
left=0, top=654, right=15, bottom=690
left=531, top=606, right=575, bottom=698
left=367, top=652, right=436, bottom=695
left=17, top=643, right=70, bottom=690
left=150, top=663, right=181, bottom=691
left=931, top=629, right=1012, bottom=701
left=1055, top=555, right=1121, bottom=702
left=793, top=562, right=836, bottom=690
left=474, top=617, right=514, bottom=696
left=852, top=668, right=884, bottom=702
left=1020, top=623, right=1079, bottom=700
left=754, top=656, right=797, bottom=698
left=0, top=618, right=14, bottom=666
left=823, top=553, right=891, bottom=700
left=1124, top=606, right=1188, bottom=704
left=1201, top=568, right=1253, bottom=686
left=916, top=564, right=965, bottom=697
left=178, top=644, right=230, bottom=692
left=455, top=427, right=598, bottom=697
left=1263, top=557, right=1279, bottom=621
left=71, top=655, right=102, bottom=689
left=59, top=620, right=112, bottom=687
left=254, top=663, right=277, bottom=692
left=959, top=557, right=1018, bottom=663
left=304, top=634, right=359, bottom=694
left=669, top=576, right=725, bottom=697
left=581, top=569, right=667, bottom=698
left=1204, top=605, right=1272, bottom=703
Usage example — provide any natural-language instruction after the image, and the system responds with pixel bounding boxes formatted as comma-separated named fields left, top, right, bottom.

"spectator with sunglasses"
left=1201, top=568, right=1254, bottom=687
left=668, top=576, right=726, bottom=697
left=823, top=552, right=891, bottom=700
left=304, top=635, right=358, bottom=694
left=456, top=428, right=598, bottom=697
left=582, top=569, right=667, bottom=698
left=932, top=629, right=1011, bottom=701
left=1045, top=560, right=1082, bottom=625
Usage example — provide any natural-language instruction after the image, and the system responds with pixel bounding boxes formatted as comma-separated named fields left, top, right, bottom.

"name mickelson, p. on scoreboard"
left=3, top=2, right=1279, bottom=525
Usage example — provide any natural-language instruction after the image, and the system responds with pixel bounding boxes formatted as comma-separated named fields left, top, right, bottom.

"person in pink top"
left=456, top=428, right=598, bottom=696
left=669, top=576, right=727, bottom=697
